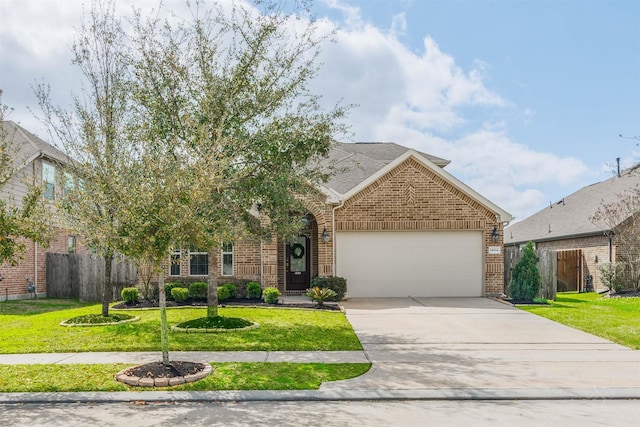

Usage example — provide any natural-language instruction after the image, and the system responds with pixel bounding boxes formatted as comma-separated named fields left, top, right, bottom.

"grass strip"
left=0, top=362, right=371, bottom=392
left=519, top=292, right=640, bottom=349
left=0, top=300, right=362, bottom=353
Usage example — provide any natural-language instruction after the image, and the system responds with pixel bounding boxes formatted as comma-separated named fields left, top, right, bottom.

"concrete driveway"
left=322, top=297, right=640, bottom=393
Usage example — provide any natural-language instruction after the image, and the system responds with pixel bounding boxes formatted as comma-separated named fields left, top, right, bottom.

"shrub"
left=305, top=286, right=336, bottom=307
left=189, top=282, right=208, bottom=300
left=217, top=285, right=231, bottom=302
left=221, top=283, right=237, bottom=299
left=164, top=282, right=183, bottom=301
left=171, top=287, right=189, bottom=303
left=509, top=241, right=541, bottom=301
left=310, top=276, right=347, bottom=301
left=121, top=287, right=140, bottom=304
left=247, top=282, right=262, bottom=299
left=262, top=287, right=281, bottom=304
left=597, top=262, right=624, bottom=293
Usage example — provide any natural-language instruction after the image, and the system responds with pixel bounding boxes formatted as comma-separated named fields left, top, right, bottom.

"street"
left=2, top=399, right=638, bottom=427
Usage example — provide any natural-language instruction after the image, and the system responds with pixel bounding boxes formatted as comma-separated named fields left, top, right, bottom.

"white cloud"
left=1, top=0, right=593, bottom=221
left=311, top=4, right=588, bottom=221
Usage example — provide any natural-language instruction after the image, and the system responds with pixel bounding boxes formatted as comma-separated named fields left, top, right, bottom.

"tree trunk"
left=207, top=249, right=218, bottom=318
left=101, top=254, right=113, bottom=317
left=158, top=270, right=170, bottom=365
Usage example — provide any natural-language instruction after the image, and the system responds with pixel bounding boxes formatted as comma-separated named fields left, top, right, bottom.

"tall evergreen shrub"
left=509, top=241, right=541, bottom=301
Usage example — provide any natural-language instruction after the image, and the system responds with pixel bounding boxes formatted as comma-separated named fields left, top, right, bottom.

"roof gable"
left=2, top=120, right=68, bottom=168
left=322, top=142, right=449, bottom=195
left=327, top=145, right=512, bottom=223
left=505, top=166, right=640, bottom=244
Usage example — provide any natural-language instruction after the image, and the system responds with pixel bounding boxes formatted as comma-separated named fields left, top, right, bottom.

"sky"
left=1, top=0, right=639, bottom=223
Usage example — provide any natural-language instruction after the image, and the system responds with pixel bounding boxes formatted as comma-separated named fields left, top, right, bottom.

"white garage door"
left=336, top=231, right=483, bottom=297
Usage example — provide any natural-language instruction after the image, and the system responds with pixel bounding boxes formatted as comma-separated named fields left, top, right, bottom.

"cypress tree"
left=510, top=241, right=541, bottom=301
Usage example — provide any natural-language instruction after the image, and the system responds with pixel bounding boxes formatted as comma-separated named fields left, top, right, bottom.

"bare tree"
left=591, top=183, right=640, bottom=291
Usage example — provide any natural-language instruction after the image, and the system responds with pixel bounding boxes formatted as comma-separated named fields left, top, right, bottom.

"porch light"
left=491, top=226, right=500, bottom=243
left=322, top=227, right=330, bottom=243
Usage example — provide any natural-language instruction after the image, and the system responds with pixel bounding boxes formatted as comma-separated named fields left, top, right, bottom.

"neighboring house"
left=504, top=166, right=640, bottom=292
left=0, top=120, right=80, bottom=300
left=168, top=142, right=513, bottom=298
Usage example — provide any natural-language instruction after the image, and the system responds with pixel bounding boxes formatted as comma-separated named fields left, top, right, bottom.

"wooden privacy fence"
left=557, top=249, right=582, bottom=292
left=504, top=247, right=557, bottom=300
left=46, top=253, right=138, bottom=302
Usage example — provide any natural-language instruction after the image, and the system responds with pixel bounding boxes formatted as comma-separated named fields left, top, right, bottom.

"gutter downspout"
left=34, top=242, right=38, bottom=298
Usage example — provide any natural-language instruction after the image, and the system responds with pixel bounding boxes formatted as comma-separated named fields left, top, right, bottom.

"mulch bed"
left=125, top=361, right=206, bottom=379
left=608, top=290, right=640, bottom=298
left=112, top=298, right=341, bottom=311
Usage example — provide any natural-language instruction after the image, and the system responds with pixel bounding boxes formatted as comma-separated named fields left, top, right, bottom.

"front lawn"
left=0, top=299, right=362, bottom=353
left=519, top=292, right=640, bottom=349
left=0, top=362, right=371, bottom=392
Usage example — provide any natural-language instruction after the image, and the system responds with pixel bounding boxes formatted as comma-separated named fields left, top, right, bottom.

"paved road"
left=2, top=400, right=639, bottom=427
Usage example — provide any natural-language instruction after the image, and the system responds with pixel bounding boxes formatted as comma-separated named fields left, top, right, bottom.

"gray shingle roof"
left=2, top=120, right=68, bottom=167
left=323, top=142, right=449, bottom=194
left=505, top=166, right=640, bottom=244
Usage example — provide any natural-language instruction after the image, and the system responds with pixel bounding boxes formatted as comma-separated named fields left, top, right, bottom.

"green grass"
left=0, top=362, right=371, bottom=392
left=0, top=298, right=92, bottom=315
left=0, top=300, right=362, bottom=353
left=519, top=292, right=640, bottom=349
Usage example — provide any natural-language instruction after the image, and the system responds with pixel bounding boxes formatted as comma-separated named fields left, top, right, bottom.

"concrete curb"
left=2, top=387, right=640, bottom=404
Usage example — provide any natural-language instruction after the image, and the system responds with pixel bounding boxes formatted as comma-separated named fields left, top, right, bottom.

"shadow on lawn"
left=0, top=298, right=92, bottom=316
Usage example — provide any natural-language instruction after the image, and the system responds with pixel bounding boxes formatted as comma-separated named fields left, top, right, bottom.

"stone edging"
left=171, top=322, right=260, bottom=333
left=58, top=316, right=141, bottom=327
left=115, top=363, right=213, bottom=387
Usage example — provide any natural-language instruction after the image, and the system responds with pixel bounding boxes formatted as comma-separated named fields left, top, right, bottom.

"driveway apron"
left=321, top=297, right=640, bottom=392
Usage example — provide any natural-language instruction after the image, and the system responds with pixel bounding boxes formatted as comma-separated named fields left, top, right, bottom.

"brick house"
left=1, top=121, right=80, bottom=300
left=504, top=166, right=640, bottom=292
left=167, top=142, right=513, bottom=298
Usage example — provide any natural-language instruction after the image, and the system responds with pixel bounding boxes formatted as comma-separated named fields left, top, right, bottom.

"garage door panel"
left=336, top=231, right=482, bottom=297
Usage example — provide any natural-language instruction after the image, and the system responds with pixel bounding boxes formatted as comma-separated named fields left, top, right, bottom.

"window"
left=67, top=236, right=76, bottom=254
left=170, top=250, right=181, bottom=276
left=222, top=243, right=233, bottom=276
left=189, top=249, right=208, bottom=276
left=42, top=161, right=56, bottom=200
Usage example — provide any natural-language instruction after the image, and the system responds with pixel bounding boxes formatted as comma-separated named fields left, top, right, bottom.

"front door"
left=286, top=235, right=310, bottom=291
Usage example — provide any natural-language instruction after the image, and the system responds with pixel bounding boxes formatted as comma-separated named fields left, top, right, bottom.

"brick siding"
left=0, top=228, right=83, bottom=300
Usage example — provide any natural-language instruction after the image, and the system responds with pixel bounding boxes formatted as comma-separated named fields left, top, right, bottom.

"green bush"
left=509, top=241, right=541, bottom=301
left=189, top=282, right=208, bottom=300
left=221, top=283, right=237, bottom=299
left=310, top=276, right=347, bottom=301
left=597, top=262, right=624, bottom=293
left=217, top=285, right=231, bottom=302
left=121, top=287, right=140, bottom=304
left=247, top=282, right=262, bottom=299
left=262, top=287, right=281, bottom=304
left=164, top=282, right=183, bottom=301
left=305, top=286, right=336, bottom=307
left=171, top=287, right=189, bottom=303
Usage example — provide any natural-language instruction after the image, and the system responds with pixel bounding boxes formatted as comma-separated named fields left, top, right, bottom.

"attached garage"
left=336, top=231, right=484, bottom=297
